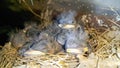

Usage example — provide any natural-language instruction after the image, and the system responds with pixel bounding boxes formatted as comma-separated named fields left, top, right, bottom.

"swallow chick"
left=19, top=32, right=63, bottom=56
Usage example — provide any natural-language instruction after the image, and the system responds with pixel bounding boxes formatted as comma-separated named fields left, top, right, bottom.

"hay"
left=13, top=54, right=80, bottom=68
left=82, top=14, right=120, bottom=59
left=0, top=42, right=18, bottom=68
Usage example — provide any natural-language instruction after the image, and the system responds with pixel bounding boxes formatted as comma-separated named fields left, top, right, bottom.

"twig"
left=96, top=56, right=100, bottom=68
left=108, top=19, right=120, bottom=28
left=30, top=0, right=34, bottom=5
left=116, top=53, right=120, bottom=60
left=76, top=63, right=81, bottom=68
left=22, top=0, right=41, bottom=19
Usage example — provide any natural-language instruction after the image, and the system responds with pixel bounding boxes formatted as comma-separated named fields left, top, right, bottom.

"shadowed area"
left=0, top=0, right=34, bottom=46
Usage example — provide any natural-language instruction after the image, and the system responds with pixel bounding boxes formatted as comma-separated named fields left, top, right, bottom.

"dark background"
left=0, top=0, right=32, bottom=46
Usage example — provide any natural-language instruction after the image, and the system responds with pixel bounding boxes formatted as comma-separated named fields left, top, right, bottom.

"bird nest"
left=1, top=0, right=120, bottom=68
left=0, top=14, right=120, bottom=68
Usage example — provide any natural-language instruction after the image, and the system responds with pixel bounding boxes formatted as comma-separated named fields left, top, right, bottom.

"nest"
left=0, top=0, right=120, bottom=68
left=1, top=13, right=120, bottom=68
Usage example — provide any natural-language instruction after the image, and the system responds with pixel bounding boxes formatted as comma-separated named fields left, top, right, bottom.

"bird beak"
left=58, top=24, right=75, bottom=29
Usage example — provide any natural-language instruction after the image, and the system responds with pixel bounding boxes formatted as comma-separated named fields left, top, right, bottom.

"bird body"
left=17, top=10, right=90, bottom=56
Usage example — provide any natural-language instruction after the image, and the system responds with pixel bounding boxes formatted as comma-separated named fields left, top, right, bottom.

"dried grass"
left=0, top=42, right=18, bottom=68
left=21, top=0, right=53, bottom=29
left=13, top=54, right=80, bottom=68
left=83, top=15, right=120, bottom=59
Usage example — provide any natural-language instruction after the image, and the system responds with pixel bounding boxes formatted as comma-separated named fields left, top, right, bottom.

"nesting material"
left=0, top=42, right=18, bottom=68
left=81, top=14, right=120, bottom=59
left=12, top=53, right=120, bottom=68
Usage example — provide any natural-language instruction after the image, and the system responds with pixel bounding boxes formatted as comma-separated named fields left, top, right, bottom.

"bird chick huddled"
left=10, top=10, right=91, bottom=57
left=56, top=10, right=90, bottom=55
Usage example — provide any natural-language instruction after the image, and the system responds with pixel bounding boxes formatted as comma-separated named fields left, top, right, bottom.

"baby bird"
left=19, top=25, right=63, bottom=56
left=18, top=10, right=90, bottom=56
left=10, top=30, right=27, bottom=49
left=55, top=10, right=90, bottom=55
left=56, top=10, right=77, bottom=29
left=65, top=26, right=89, bottom=54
